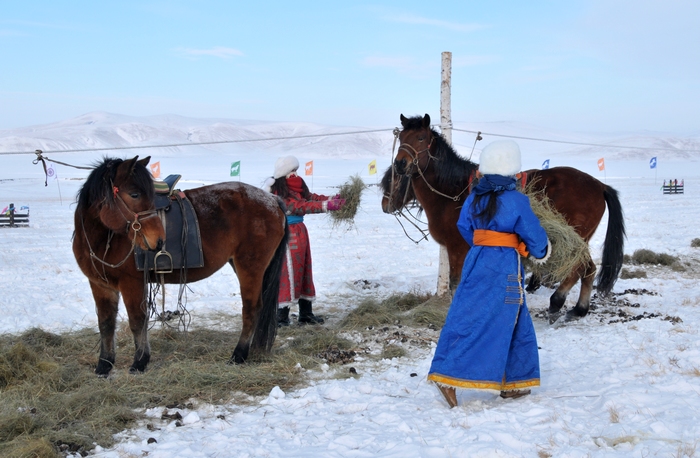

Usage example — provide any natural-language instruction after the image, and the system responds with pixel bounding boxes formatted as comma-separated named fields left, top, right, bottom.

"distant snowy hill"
left=0, top=112, right=396, bottom=160
left=1, top=112, right=698, bottom=183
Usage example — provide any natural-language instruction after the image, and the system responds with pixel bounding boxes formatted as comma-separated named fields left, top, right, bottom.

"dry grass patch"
left=339, top=292, right=449, bottom=330
left=691, top=238, right=700, bottom=248
left=0, top=325, right=316, bottom=456
left=620, top=268, right=647, bottom=279
left=0, top=292, right=445, bottom=456
left=627, top=249, right=679, bottom=266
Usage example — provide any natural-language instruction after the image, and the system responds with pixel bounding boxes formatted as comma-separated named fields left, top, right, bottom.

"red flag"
left=305, top=160, right=314, bottom=176
left=597, top=158, right=605, bottom=171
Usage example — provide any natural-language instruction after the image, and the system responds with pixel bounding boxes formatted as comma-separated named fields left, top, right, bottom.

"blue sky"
left=2, top=1, right=699, bottom=133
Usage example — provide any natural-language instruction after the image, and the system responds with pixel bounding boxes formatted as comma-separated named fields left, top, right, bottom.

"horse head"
left=380, top=114, right=434, bottom=214
left=393, top=113, right=436, bottom=177
left=81, top=156, right=165, bottom=252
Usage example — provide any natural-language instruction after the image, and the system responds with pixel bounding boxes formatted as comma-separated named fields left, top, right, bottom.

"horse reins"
left=383, top=128, right=431, bottom=244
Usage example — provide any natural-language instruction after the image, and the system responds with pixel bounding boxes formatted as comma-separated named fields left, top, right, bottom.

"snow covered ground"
left=1, top=115, right=699, bottom=457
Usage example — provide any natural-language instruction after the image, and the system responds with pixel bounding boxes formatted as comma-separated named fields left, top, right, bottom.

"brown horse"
left=381, top=114, right=626, bottom=318
left=73, top=156, right=289, bottom=376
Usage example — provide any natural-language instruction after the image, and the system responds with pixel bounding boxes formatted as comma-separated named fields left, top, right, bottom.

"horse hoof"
left=128, top=366, right=145, bottom=374
left=564, top=309, right=585, bottom=322
left=228, top=354, right=246, bottom=365
left=95, top=359, right=114, bottom=377
left=548, top=311, right=563, bottom=325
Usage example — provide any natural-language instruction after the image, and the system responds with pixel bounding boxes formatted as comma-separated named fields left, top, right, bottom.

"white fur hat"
left=273, top=155, right=300, bottom=179
left=478, top=140, right=522, bottom=176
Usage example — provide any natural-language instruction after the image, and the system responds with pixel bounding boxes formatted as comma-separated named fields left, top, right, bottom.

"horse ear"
left=400, top=114, right=408, bottom=127
left=137, top=156, right=151, bottom=168
left=423, top=114, right=431, bottom=128
left=123, top=156, right=140, bottom=175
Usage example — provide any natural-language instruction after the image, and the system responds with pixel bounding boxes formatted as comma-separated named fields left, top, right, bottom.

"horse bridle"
left=396, top=129, right=472, bottom=203
left=111, top=184, right=160, bottom=235
left=82, top=183, right=160, bottom=280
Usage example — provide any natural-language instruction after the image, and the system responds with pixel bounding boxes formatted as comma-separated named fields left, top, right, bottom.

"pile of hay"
left=521, top=180, right=591, bottom=285
left=330, top=174, right=366, bottom=227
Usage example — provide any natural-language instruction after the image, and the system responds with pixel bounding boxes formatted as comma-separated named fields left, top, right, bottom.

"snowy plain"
left=1, top=113, right=700, bottom=457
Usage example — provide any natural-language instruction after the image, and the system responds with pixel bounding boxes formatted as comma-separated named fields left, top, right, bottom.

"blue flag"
left=649, top=157, right=657, bottom=169
left=542, top=159, right=550, bottom=170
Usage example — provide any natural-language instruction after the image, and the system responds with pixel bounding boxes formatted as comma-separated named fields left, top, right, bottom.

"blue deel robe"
left=428, top=188, right=549, bottom=392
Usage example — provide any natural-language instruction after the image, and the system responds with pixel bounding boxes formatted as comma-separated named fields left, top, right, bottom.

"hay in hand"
left=330, top=174, right=366, bottom=227
left=521, top=179, right=592, bottom=285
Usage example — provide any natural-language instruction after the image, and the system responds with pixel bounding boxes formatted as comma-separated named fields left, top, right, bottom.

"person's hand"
left=528, top=239, right=552, bottom=264
left=327, top=198, right=346, bottom=211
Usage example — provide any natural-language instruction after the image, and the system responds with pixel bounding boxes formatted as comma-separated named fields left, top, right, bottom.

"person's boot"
left=437, top=384, right=458, bottom=408
left=277, top=306, right=290, bottom=327
left=500, top=389, right=531, bottom=399
left=297, top=299, right=324, bottom=325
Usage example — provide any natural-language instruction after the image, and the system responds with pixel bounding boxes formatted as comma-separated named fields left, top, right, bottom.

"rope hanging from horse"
left=383, top=128, right=431, bottom=244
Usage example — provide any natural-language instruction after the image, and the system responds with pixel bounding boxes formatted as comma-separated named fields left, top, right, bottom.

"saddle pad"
left=134, top=194, right=204, bottom=272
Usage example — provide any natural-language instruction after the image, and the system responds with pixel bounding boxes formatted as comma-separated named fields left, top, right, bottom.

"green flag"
left=230, top=161, right=241, bottom=177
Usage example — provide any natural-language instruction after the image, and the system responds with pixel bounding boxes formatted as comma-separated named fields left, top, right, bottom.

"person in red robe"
left=263, top=156, right=345, bottom=325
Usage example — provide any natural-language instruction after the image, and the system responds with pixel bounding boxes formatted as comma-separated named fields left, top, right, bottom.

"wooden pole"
left=436, top=52, right=452, bottom=297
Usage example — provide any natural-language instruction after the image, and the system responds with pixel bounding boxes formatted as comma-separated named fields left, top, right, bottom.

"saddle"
left=135, top=174, right=204, bottom=273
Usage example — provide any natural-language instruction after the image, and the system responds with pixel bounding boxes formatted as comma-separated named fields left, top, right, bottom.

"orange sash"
left=472, top=229, right=529, bottom=257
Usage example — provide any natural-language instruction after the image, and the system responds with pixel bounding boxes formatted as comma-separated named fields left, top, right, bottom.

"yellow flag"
left=305, top=160, right=314, bottom=176
left=368, top=160, right=377, bottom=175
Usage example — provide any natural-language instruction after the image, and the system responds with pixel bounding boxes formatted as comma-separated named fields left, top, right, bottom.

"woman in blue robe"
left=427, top=140, right=551, bottom=408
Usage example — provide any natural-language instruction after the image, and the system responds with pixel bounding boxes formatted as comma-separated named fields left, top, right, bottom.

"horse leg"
left=90, top=282, right=120, bottom=377
left=526, top=272, right=541, bottom=293
left=548, top=270, right=580, bottom=315
left=121, top=282, right=151, bottom=373
left=229, top=268, right=265, bottom=364
left=568, top=258, right=597, bottom=318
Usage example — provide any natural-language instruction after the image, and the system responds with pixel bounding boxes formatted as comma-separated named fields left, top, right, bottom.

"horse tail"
left=252, top=201, right=289, bottom=352
left=596, top=185, right=626, bottom=295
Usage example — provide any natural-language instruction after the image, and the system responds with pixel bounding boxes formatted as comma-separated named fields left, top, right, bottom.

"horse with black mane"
left=73, top=156, right=288, bottom=376
left=381, top=114, right=626, bottom=318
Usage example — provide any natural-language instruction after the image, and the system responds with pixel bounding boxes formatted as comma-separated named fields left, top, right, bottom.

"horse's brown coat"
left=73, top=156, right=288, bottom=375
left=381, top=114, right=625, bottom=318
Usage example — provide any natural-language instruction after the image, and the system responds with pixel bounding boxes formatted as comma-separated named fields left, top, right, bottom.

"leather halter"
left=111, top=184, right=159, bottom=236
left=396, top=135, right=435, bottom=176
left=83, top=184, right=160, bottom=279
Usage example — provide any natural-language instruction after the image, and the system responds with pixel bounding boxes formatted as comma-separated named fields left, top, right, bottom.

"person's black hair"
left=270, top=176, right=311, bottom=199
left=471, top=191, right=500, bottom=224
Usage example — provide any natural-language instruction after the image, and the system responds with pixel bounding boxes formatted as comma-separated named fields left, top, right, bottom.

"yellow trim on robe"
left=428, top=373, right=540, bottom=391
